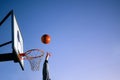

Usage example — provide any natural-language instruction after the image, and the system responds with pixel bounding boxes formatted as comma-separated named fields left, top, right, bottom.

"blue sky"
left=0, top=0, right=120, bottom=80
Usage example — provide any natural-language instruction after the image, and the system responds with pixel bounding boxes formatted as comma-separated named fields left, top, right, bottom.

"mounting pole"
left=0, top=10, right=14, bottom=62
left=0, top=53, right=14, bottom=62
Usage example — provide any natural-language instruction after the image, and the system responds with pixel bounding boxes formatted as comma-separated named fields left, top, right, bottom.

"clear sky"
left=0, top=0, right=120, bottom=80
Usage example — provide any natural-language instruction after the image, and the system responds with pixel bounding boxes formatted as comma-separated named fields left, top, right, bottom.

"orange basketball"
left=41, top=34, right=51, bottom=44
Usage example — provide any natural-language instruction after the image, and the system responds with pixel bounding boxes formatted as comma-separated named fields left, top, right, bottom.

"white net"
left=24, top=49, right=44, bottom=71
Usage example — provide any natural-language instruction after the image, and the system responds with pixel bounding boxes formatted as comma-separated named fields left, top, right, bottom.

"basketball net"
left=20, top=49, right=44, bottom=71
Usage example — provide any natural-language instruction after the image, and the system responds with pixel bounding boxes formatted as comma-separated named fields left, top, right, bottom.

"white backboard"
left=12, top=15, right=24, bottom=70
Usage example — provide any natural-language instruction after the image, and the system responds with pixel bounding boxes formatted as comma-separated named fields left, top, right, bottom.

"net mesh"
left=24, top=49, right=44, bottom=71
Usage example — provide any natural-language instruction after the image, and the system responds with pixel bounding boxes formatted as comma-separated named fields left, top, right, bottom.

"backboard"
left=12, top=14, right=24, bottom=70
left=0, top=10, right=24, bottom=70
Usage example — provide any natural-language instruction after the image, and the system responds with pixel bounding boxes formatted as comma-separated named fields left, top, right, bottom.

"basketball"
left=41, top=34, right=51, bottom=44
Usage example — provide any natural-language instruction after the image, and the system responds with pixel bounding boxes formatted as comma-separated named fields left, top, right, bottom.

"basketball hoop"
left=19, top=49, right=45, bottom=71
